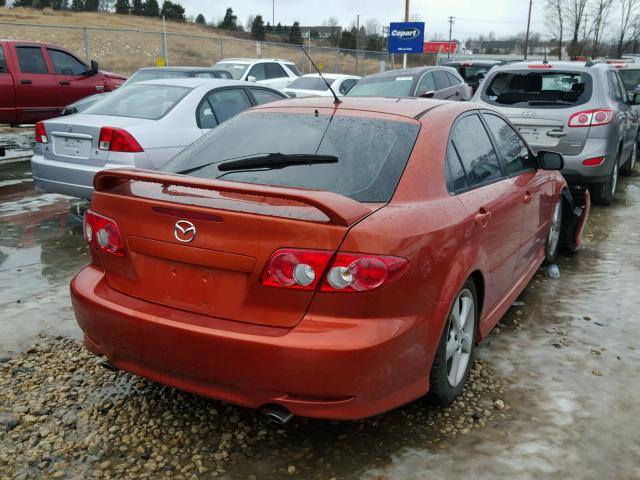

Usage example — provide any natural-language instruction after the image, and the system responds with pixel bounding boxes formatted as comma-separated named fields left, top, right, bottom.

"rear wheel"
left=429, top=279, right=478, bottom=405
left=544, top=196, right=563, bottom=264
left=621, top=135, right=638, bottom=176
left=592, top=154, right=619, bottom=206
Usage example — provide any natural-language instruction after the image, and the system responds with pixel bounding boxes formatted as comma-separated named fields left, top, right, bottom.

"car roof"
left=296, top=73, right=360, bottom=80
left=360, top=66, right=457, bottom=80
left=491, top=60, right=610, bottom=72
left=133, top=78, right=251, bottom=88
left=136, top=66, right=226, bottom=72
left=442, top=60, right=502, bottom=66
left=216, top=58, right=295, bottom=65
left=252, top=95, right=462, bottom=119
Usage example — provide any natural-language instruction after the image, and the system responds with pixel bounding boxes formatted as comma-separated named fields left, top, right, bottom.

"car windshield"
left=213, top=62, right=250, bottom=80
left=124, top=69, right=192, bottom=85
left=618, top=69, right=640, bottom=91
left=162, top=111, right=420, bottom=202
left=83, top=84, right=191, bottom=120
left=482, top=70, right=592, bottom=108
left=287, top=77, right=335, bottom=91
left=347, top=74, right=415, bottom=97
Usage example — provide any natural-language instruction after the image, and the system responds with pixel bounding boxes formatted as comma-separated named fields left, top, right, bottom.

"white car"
left=212, top=58, right=300, bottom=89
left=282, top=73, right=361, bottom=98
left=31, top=78, right=287, bottom=199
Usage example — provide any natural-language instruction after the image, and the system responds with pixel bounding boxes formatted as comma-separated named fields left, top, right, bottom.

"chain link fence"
left=0, top=21, right=442, bottom=77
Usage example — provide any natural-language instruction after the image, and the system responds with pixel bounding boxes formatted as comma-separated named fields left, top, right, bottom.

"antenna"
left=299, top=45, right=342, bottom=105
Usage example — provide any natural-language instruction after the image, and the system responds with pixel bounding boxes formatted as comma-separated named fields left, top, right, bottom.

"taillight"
left=528, top=64, right=553, bottom=69
left=568, top=109, right=614, bottom=127
left=83, top=209, right=125, bottom=257
left=582, top=156, right=606, bottom=166
left=260, top=249, right=409, bottom=292
left=321, top=253, right=409, bottom=292
left=261, top=249, right=333, bottom=290
left=35, top=122, right=48, bottom=144
left=98, top=127, right=143, bottom=152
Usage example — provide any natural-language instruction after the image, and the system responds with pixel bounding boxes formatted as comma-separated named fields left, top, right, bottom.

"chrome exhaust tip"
left=263, top=405, right=293, bottom=425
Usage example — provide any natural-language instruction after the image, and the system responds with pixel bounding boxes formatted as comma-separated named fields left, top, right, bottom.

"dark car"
left=346, top=66, right=472, bottom=100
left=61, top=66, right=233, bottom=115
left=441, top=60, right=504, bottom=93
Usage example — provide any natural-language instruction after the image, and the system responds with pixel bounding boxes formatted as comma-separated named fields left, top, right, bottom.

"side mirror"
left=538, top=151, right=564, bottom=170
left=629, top=92, right=640, bottom=105
left=419, top=90, right=435, bottom=98
left=88, top=60, right=99, bottom=75
left=247, top=75, right=257, bottom=83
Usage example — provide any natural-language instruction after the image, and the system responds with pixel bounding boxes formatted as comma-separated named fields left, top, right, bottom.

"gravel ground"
left=0, top=338, right=506, bottom=480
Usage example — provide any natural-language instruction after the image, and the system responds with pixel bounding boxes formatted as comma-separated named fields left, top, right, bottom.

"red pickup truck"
left=0, top=40, right=126, bottom=125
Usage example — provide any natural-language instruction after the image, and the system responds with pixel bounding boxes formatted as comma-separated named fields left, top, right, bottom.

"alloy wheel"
left=547, top=199, right=562, bottom=257
left=445, top=288, right=475, bottom=387
left=611, top=162, right=619, bottom=197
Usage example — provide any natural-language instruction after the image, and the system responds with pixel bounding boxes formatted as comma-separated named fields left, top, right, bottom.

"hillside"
left=0, top=7, right=387, bottom=76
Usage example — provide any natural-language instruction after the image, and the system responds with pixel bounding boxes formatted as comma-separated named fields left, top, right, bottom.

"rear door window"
left=47, top=48, right=87, bottom=75
left=450, top=113, right=503, bottom=187
left=416, top=72, right=436, bottom=95
left=447, top=72, right=462, bottom=85
left=445, top=143, right=469, bottom=193
left=208, top=88, right=252, bottom=123
left=434, top=70, right=451, bottom=91
left=483, top=70, right=592, bottom=108
left=0, top=46, right=7, bottom=72
left=339, top=78, right=357, bottom=94
left=250, top=88, right=285, bottom=105
left=483, top=113, right=537, bottom=176
left=248, top=63, right=266, bottom=81
left=608, top=71, right=623, bottom=101
left=614, top=72, right=629, bottom=102
left=16, top=46, right=49, bottom=74
left=265, top=62, right=288, bottom=79
left=196, top=98, right=217, bottom=129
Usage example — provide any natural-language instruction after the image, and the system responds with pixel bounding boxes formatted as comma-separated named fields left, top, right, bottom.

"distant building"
left=300, top=26, right=342, bottom=40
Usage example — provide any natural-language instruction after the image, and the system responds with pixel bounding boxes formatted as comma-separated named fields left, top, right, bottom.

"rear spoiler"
left=94, top=168, right=372, bottom=227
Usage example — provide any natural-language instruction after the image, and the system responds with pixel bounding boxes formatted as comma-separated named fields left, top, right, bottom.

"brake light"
left=568, top=109, right=614, bottom=127
left=582, top=156, right=606, bottom=166
left=35, top=122, right=48, bottom=144
left=98, top=127, right=143, bottom=152
left=528, top=64, right=553, bottom=69
left=261, top=249, right=409, bottom=292
left=261, top=249, right=333, bottom=290
left=83, top=209, right=125, bottom=257
left=321, top=253, right=409, bottom=292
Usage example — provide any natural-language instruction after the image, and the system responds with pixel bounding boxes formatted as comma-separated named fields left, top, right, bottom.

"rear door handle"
left=20, top=79, right=32, bottom=85
left=474, top=208, right=492, bottom=228
left=59, top=80, right=70, bottom=85
left=523, top=191, right=533, bottom=204
left=546, top=130, right=566, bottom=138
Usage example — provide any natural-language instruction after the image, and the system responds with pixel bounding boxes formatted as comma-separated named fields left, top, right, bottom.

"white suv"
left=212, top=58, right=300, bottom=89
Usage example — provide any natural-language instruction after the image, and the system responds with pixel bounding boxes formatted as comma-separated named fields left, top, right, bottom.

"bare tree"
left=590, top=0, right=613, bottom=57
left=364, top=19, right=380, bottom=36
left=546, top=0, right=565, bottom=59
left=616, top=0, right=640, bottom=56
left=565, top=0, right=590, bottom=58
left=322, top=16, right=340, bottom=46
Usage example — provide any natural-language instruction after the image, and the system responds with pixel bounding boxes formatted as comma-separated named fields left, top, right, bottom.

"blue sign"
left=388, top=22, right=425, bottom=54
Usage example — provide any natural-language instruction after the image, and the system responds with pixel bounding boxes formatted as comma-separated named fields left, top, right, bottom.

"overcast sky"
left=179, top=0, right=549, bottom=40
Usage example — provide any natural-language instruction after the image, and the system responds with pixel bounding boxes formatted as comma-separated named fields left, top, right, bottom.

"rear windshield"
left=213, top=62, right=249, bottom=80
left=347, top=74, right=414, bottom=97
left=163, top=112, right=420, bottom=202
left=84, top=84, right=191, bottom=120
left=618, top=69, right=640, bottom=91
left=482, top=70, right=592, bottom=108
left=125, top=69, right=192, bottom=85
left=287, top=77, right=335, bottom=91
left=457, top=66, right=494, bottom=82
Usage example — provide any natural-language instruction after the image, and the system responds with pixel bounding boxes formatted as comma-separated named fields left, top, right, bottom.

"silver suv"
left=473, top=61, right=639, bottom=205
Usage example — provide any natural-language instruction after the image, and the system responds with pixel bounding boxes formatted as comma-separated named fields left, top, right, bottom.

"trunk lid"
left=44, top=114, right=152, bottom=166
left=90, top=169, right=376, bottom=328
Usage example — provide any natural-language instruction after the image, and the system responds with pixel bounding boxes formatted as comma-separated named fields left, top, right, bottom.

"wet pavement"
left=1, top=157, right=639, bottom=479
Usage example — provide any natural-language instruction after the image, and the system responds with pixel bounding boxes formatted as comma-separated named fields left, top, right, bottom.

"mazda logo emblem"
left=174, top=220, right=196, bottom=243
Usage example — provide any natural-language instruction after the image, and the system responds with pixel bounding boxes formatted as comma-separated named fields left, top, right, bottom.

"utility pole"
left=524, top=0, right=533, bottom=60
left=355, top=14, right=360, bottom=75
left=403, top=0, right=409, bottom=69
left=447, top=16, right=454, bottom=60
left=272, top=0, right=275, bottom=41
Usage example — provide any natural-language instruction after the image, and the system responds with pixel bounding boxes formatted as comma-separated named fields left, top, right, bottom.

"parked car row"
left=14, top=46, right=610, bottom=422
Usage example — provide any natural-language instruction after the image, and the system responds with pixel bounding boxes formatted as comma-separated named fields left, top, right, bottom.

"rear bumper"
left=71, top=266, right=443, bottom=420
left=559, top=138, right=617, bottom=185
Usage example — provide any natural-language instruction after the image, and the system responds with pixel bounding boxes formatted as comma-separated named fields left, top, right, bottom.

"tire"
left=621, top=135, right=638, bottom=176
left=544, top=196, right=563, bottom=264
left=592, top=154, right=619, bottom=206
left=429, top=279, right=478, bottom=405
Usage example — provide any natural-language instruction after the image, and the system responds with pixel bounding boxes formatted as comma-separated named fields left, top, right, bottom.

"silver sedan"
left=31, top=78, right=286, bottom=199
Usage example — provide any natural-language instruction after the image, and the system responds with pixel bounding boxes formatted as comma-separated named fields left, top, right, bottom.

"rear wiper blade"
left=527, top=100, right=573, bottom=106
left=217, top=153, right=338, bottom=172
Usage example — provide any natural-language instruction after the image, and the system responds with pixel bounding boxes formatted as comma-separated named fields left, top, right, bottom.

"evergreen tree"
left=160, top=0, right=184, bottom=21
left=142, top=0, right=158, bottom=16
left=275, top=22, right=283, bottom=34
left=0, top=0, right=5, bottom=6
left=251, top=15, right=266, bottom=41
left=12, top=0, right=33, bottom=6
left=84, top=0, right=99, bottom=11
left=217, top=7, right=237, bottom=30
left=115, top=0, right=130, bottom=13
left=71, top=0, right=84, bottom=10
left=288, top=21, right=302, bottom=45
left=195, top=13, right=205, bottom=24
left=131, top=0, right=142, bottom=14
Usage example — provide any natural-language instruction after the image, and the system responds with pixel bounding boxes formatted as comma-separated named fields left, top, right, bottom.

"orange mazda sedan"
left=71, top=97, right=588, bottom=422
